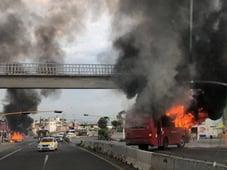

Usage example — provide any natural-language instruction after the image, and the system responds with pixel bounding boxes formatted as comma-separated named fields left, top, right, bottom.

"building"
left=32, top=116, right=68, bottom=135
left=191, top=118, right=224, bottom=140
left=0, top=120, right=9, bottom=132
left=46, top=119, right=57, bottom=132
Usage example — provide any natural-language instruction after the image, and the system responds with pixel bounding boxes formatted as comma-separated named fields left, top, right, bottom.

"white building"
left=191, top=118, right=224, bottom=140
left=46, top=119, right=57, bottom=133
left=32, top=116, right=68, bottom=134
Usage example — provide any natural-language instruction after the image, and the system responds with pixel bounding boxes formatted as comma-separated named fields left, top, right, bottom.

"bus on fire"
left=125, top=113, right=189, bottom=150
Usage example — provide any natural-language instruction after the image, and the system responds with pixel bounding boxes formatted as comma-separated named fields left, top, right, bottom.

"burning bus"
left=125, top=113, right=188, bottom=150
left=125, top=105, right=207, bottom=150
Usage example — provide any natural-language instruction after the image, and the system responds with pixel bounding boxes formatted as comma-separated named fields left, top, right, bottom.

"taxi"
left=37, top=137, right=58, bottom=151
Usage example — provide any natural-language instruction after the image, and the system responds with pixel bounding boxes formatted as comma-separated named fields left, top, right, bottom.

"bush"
left=98, top=129, right=110, bottom=140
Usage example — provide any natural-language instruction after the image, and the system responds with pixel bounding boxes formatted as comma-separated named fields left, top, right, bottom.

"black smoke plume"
left=4, top=89, right=41, bottom=133
left=0, top=0, right=102, bottom=132
left=114, top=0, right=227, bottom=120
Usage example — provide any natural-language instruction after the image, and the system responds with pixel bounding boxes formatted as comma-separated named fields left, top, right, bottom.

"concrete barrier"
left=79, top=140, right=227, bottom=170
left=170, top=156, right=227, bottom=170
left=111, top=144, right=127, bottom=162
left=136, top=150, right=152, bottom=170
left=125, top=147, right=138, bottom=167
left=148, top=153, right=174, bottom=170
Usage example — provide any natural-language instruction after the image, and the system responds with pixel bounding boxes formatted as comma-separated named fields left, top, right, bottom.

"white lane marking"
left=77, top=146, right=124, bottom=170
left=0, top=148, right=22, bottom=161
left=42, top=154, right=49, bottom=170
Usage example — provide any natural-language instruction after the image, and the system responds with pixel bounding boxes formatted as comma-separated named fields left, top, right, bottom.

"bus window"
left=161, top=116, right=174, bottom=127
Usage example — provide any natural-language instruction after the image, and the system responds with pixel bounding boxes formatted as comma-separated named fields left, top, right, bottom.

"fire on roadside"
left=10, top=132, right=24, bottom=143
left=166, top=105, right=208, bottom=129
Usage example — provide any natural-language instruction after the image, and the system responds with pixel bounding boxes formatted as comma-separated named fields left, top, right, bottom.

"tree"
left=98, top=129, right=109, bottom=140
left=111, top=120, right=121, bottom=129
left=112, top=111, right=126, bottom=132
left=97, top=117, right=110, bottom=140
left=97, top=117, right=109, bottom=129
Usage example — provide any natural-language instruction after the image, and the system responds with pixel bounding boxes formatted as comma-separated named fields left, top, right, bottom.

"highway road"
left=0, top=140, right=134, bottom=170
left=2, top=138, right=227, bottom=170
left=155, top=147, right=227, bottom=165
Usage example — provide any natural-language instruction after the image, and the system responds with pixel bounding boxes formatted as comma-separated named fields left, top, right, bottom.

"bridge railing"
left=0, top=63, right=115, bottom=76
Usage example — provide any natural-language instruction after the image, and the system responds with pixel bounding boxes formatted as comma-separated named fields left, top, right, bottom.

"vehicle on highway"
left=76, top=129, right=88, bottom=136
left=37, top=129, right=50, bottom=140
left=37, top=137, right=58, bottom=151
left=125, top=114, right=188, bottom=150
left=54, top=135, right=64, bottom=142
left=66, top=129, right=76, bottom=138
left=58, top=132, right=65, bottom=136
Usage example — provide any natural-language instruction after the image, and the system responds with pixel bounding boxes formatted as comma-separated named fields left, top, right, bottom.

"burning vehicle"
left=125, top=113, right=187, bottom=150
left=125, top=103, right=208, bottom=150
left=114, top=0, right=227, bottom=150
left=10, top=132, right=24, bottom=143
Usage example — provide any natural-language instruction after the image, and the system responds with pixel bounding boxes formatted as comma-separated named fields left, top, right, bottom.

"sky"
left=63, top=14, right=116, bottom=64
left=36, top=89, right=134, bottom=122
left=0, top=10, right=134, bottom=123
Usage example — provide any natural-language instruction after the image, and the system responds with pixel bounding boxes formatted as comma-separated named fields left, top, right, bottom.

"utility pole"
left=189, top=0, right=194, bottom=63
left=1, top=110, right=63, bottom=116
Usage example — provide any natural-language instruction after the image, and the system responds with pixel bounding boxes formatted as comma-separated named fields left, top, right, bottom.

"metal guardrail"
left=0, top=63, right=114, bottom=76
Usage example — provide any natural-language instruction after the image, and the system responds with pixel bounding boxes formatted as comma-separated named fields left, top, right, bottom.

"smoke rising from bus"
left=113, top=0, right=227, bottom=121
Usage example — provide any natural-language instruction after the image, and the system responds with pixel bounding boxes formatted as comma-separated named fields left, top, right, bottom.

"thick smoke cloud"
left=4, top=89, right=41, bottom=133
left=0, top=15, right=31, bottom=62
left=185, top=0, right=227, bottom=120
left=114, top=0, right=227, bottom=120
left=192, top=1, right=227, bottom=81
left=0, top=0, right=105, bottom=132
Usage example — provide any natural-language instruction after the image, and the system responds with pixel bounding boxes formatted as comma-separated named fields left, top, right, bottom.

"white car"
left=66, top=129, right=76, bottom=138
left=37, top=137, right=58, bottom=151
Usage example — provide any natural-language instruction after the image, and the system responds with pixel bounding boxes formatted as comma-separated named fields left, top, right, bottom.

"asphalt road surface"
left=1, top=139, right=227, bottom=170
left=153, top=147, right=227, bottom=165
left=0, top=141, right=134, bottom=170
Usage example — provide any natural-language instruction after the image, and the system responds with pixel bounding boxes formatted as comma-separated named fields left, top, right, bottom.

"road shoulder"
left=0, top=143, right=16, bottom=153
left=70, top=143, right=136, bottom=170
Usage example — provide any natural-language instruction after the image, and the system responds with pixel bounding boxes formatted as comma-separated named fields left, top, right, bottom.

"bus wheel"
left=162, top=137, right=168, bottom=150
left=138, top=145, right=148, bottom=150
left=177, top=137, right=185, bottom=148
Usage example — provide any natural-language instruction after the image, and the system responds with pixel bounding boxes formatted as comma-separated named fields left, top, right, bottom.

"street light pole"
left=1, top=110, right=63, bottom=116
left=83, top=114, right=115, bottom=120
left=189, top=0, right=194, bottom=63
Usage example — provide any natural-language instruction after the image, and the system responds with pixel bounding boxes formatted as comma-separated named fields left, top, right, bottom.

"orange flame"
left=10, top=132, right=24, bottom=143
left=166, top=105, right=207, bottom=129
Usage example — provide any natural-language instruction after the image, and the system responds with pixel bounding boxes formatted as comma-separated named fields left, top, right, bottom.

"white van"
left=66, top=129, right=76, bottom=138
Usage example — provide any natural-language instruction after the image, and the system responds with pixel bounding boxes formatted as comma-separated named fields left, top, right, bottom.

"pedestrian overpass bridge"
left=0, top=63, right=117, bottom=89
left=0, top=63, right=226, bottom=89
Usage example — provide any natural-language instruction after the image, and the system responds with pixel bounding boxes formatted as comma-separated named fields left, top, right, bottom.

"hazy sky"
left=0, top=10, right=134, bottom=123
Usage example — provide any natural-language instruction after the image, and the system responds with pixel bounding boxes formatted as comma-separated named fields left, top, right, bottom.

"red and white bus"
left=125, top=113, right=188, bottom=150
